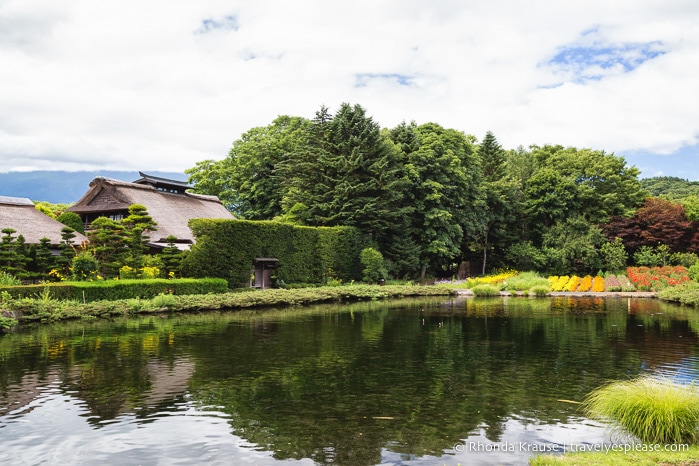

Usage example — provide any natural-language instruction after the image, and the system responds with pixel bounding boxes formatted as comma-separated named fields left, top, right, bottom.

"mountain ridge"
left=0, top=170, right=189, bottom=204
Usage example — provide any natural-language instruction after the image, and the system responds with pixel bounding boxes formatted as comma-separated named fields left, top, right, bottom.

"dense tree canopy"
left=185, top=102, right=663, bottom=278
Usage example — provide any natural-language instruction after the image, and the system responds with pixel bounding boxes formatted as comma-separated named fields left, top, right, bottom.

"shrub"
left=583, top=375, right=699, bottom=444
left=71, top=251, right=100, bottom=281
left=690, top=262, right=699, bottom=282
left=658, top=282, right=699, bottom=306
left=360, top=248, right=387, bottom=284
left=0, top=278, right=228, bottom=302
left=0, top=271, right=21, bottom=286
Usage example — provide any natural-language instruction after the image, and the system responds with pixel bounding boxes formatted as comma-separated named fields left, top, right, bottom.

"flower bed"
left=626, top=266, right=690, bottom=291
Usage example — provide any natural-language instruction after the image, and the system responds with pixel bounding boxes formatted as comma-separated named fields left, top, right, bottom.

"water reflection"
left=1, top=297, right=699, bottom=465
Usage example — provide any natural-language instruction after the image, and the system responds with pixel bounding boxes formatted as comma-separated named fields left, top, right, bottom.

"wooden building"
left=67, top=172, right=234, bottom=250
left=0, top=195, right=88, bottom=250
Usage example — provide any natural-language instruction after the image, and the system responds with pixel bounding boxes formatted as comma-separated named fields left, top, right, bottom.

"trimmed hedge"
left=181, top=219, right=370, bottom=288
left=0, top=278, right=228, bottom=303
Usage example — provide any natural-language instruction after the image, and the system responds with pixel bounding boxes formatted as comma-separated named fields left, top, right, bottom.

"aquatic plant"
left=583, top=375, right=699, bottom=444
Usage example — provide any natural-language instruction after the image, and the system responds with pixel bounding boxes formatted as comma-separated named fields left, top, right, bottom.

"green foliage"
left=360, top=248, right=387, bottom=283
left=541, top=216, right=605, bottom=275
left=529, top=285, right=550, bottom=296
left=640, top=176, right=699, bottom=199
left=583, top=375, right=699, bottom=444
left=690, top=262, right=699, bottom=282
left=71, top=251, right=100, bottom=281
left=505, top=241, right=546, bottom=272
left=182, top=219, right=369, bottom=288
left=0, top=278, right=228, bottom=303
left=503, top=272, right=549, bottom=292
left=121, top=204, right=158, bottom=268
left=471, top=284, right=501, bottom=296
left=633, top=245, right=662, bottom=267
left=56, top=211, right=85, bottom=234
left=0, top=271, right=21, bottom=286
left=387, top=122, right=481, bottom=276
left=0, top=315, right=17, bottom=330
left=600, top=237, right=628, bottom=271
left=160, top=235, right=183, bottom=277
left=671, top=251, right=698, bottom=268
left=0, top=228, right=28, bottom=277
left=187, top=115, right=311, bottom=217
left=658, top=282, right=699, bottom=306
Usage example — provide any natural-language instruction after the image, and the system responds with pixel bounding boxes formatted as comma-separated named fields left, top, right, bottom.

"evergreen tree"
left=160, top=235, right=183, bottom=277
left=35, top=237, right=54, bottom=278
left=0, top=228, right=27, bottom=277
left=474, top=131, right=521, bottom=273
left=87, top=217, right=127, bottom=277
left=57, top=226, right=78, bottom=274
left=121, top=204, right=158, bottom=269
left=283, top=103, right=407, bottom=248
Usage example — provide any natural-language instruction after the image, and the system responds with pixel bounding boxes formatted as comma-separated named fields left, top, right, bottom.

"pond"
left=1, top=296, right=699, bottom=466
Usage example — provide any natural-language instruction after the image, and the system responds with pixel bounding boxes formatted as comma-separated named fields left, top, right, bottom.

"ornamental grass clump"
left=504, top=272, right=549, bottom=292
left=471, top=284, right=501, bottom=296
left=583, top=375, right=699, bottom=445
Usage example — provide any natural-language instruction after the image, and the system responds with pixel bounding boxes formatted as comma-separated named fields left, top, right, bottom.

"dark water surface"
left=1, top=296, right=699, bottom=465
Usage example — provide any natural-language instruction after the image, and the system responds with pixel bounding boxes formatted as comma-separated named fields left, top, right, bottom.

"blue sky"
left=0, top=0, right=698, bottom=180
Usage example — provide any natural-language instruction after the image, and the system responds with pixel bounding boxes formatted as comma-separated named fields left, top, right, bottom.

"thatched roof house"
left=0, top=196, right=88, bottom=246
left=67, top=172, right=234, bottom=249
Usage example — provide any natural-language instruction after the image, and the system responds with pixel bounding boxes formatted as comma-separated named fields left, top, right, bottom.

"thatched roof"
left=0, top=196, right=88, bottom=245
left=68, top=176, right=235, bottom=244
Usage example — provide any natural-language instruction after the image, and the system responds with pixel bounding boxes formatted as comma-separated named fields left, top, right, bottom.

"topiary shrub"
left=360, top=248, right=387, bottom=284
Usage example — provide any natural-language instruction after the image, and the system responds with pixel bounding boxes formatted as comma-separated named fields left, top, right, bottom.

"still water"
left=1, top=296, right=699, bottom=465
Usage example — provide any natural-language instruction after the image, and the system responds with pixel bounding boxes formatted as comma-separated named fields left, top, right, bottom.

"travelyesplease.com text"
left=453, top=441, right=689, bottom=454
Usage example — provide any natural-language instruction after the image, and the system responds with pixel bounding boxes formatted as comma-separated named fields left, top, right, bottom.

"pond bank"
left=455, top=289, right=657, bottom=298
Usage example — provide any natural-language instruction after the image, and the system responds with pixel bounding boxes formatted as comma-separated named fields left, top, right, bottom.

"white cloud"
left=0, top=0, right=698, bottom=178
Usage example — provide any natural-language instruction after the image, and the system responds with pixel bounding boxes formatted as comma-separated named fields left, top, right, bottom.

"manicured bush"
left=182, top=219, right=370, bottom=288
left=360, top=247, right=387, bottom=283
left=0, top=278, right=229, bottom=303
left=583, top=375, right=699, bottom=444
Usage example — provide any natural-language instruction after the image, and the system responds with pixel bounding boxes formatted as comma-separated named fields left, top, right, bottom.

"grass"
left=582, top=375, right=699, bottom=445
left=470, top=284, right=501, bottom=296
left=504, top=271, right=550, bottom=292
left=530, top=445, right=699, bottom=465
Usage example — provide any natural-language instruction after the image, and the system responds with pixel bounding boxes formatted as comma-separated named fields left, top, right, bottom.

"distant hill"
left=0, top=170, right=189, bottom=204
left=640, top=176, right=699, bottom=199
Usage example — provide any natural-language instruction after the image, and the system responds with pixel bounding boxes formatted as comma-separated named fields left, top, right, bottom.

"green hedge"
left=0, top=278, right=228, bottom=302
left=181, top=220, right=370, bottom=288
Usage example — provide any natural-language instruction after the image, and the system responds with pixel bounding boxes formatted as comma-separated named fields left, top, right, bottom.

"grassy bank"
left=1, top=284, right=458, bottom=326
left=530, top=445, right=699, bottom=465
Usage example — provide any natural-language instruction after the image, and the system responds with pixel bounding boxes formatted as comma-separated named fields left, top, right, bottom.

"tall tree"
left=388, top=122, right=481, bottom=277
left=187, top=115, right=311, bottom=218
left=474, top=132, right=521, bottom=274
left=283, top=103, right=407, bottom=246
left=603, top=197, right=695, bottom=254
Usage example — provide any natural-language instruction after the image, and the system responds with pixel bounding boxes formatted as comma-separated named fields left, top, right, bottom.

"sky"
left=1, top=0, right=698, bottom=180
